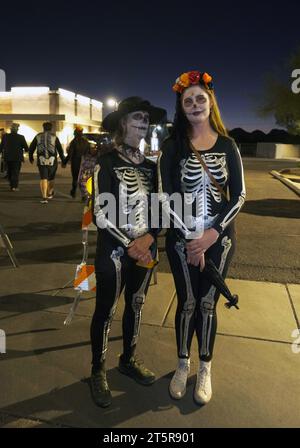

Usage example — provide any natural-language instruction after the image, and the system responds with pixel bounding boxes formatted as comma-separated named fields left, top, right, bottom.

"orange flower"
left=179, top=72, right=190, bottom=87
left=173, top=70, right=214, bottom=93
left=202, top=72, right=212, bottom=84
left=172, top=83, right=183, bottom=93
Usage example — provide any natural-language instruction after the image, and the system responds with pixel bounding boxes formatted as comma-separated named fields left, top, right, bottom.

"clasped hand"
left=186, top=228, right=219, bottom=271
left=127, top=233, right=154, bottom=265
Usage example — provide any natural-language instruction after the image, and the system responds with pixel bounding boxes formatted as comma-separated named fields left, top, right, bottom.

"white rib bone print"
left=114, top=166, right=153, bottom=239
left=180, top=152, right=228, bottom=230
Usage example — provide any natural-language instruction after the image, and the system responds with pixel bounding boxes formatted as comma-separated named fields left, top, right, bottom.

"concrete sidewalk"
left=0, top=160, right=300, bottom=428
left=0, top=264, right=300, bottom=428
left=270, top=169, right=300, bottom=197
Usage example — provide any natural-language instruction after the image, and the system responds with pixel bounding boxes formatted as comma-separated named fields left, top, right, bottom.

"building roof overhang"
left=0, top=114, right=66, bottom=120
left=0, top=114, right=101, bottom=126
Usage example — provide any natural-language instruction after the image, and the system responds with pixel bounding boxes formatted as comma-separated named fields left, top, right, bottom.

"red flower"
left=188, top=71, right=201, bottom=85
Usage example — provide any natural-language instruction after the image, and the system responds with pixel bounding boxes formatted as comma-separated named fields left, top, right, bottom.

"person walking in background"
left=64, top=125, right=90, bottom=198
left=0, top=123, right=28, bottom=191
left=29, top=122, right=66, bottom=204
left=0, top=128, right=7, bottom=177
left=77, top=140, right=98, bottom=202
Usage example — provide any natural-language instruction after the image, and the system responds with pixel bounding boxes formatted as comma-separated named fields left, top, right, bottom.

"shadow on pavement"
left=0, top=293, right=74, bottom=315
left=6, top=221, right=84, bottom=240
left=0, top=335, right=123, bottom=363
left=0, top=370, right=203, bottom=428
left=6, top=328, right=59, bottom=337
left=243, top=199, right=300, bottom=218
left=0, top=244, right=84, bottom=265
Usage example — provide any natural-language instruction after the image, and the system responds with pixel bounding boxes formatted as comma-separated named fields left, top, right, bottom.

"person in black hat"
left=90, top=96, right=166, bottom=407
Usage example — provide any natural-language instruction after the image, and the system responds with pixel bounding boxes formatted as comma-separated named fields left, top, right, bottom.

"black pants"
left=90, top=230, right=156, bottom=370
left=38, top=162, right=58, bottom=180
left=166, top=223, right=236, bottom=362
left=6, top=161, right=21, bottom=188
left=71, top=158, right=81, bottom=193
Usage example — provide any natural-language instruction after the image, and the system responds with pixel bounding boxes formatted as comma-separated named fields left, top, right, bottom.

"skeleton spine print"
left=180, top=152, right=228, bottom=232
left=158, top=135, right=246, bottom=237
left=113, top=165, right=154, bottom=239
left=93, top=151, right=157, bottom=243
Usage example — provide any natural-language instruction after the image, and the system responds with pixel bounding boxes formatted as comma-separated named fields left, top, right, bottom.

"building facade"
left=0, top=87, right=102, bottom=148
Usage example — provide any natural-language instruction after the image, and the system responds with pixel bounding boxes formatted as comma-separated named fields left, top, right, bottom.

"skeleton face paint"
left=181, top=85, right=211, bottom=125
left=122, top=110, right=150, bottom=148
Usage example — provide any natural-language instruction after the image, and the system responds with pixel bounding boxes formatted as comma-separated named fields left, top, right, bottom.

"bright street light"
left=106, top=98, right=118, bottom=110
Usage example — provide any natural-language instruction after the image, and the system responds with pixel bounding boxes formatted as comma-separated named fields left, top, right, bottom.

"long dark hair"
left=97, top=122, right=125, bottom=156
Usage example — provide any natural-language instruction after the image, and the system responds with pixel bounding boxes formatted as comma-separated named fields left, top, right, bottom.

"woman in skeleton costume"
left=90, top=97, right=166, bottom=408
left=158, top=70, right=246, bottom=405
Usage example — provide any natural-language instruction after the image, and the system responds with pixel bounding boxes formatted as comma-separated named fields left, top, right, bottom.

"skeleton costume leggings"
left=166, top=224, right=236, bottom=361
left=91, top=230, right=156, bottom=370
left=158, top=135, right=246, bottom=362
left=90, top=151, right=158, bottom=371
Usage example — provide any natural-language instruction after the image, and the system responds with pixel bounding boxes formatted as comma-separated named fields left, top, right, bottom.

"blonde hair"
left=206, top=89, right=229, bottom=137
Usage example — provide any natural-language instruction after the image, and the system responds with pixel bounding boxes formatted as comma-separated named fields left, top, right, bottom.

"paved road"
left=225, top=158, right=300, bottom=283
left=1, top=157, right=299, bottom=283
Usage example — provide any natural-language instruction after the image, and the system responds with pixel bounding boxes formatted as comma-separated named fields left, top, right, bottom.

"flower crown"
left=172, top=70, right=214, bottom=93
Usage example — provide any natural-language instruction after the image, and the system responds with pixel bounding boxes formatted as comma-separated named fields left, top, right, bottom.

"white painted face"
left=181, top=85, right=211, bottom=125
left=123, top=110, right=150, bottom=142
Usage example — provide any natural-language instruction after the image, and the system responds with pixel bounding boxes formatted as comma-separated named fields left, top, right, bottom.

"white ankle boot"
left=194, top=360, right=212, bottom=405
left=169, top=358, right=190, bottom=399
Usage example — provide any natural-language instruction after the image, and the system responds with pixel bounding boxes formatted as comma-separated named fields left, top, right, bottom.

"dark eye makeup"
left=132, top=113, right=149, bottom=122
left=183, top=95, right=207, bottom=106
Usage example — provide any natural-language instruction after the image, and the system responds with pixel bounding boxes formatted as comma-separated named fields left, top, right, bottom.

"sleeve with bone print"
left=92, top=155, right=132, bottom=247
left=146, top=163, right=162, bottom=240
left=210, top=140, right=246, bottom=235
left=158, top=140, right=193, bottom=239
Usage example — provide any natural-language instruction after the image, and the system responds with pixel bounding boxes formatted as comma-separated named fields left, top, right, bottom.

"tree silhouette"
left=257, top=47, right=300, bottom=134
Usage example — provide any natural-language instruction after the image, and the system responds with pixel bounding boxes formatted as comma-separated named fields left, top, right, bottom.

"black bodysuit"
left=158, top=134, right=246, bottom=238
left=91, top=149, right=158, bottom=370
left=93, top=150, right=159, bottom=245
left=158, top=135, right=246, bottom=361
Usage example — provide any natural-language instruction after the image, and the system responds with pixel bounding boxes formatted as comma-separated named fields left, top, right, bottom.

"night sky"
left=1, top=0, right=299, bottom=131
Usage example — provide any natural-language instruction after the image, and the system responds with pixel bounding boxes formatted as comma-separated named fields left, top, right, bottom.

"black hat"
left=102, top=96, right=166, bottom=132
